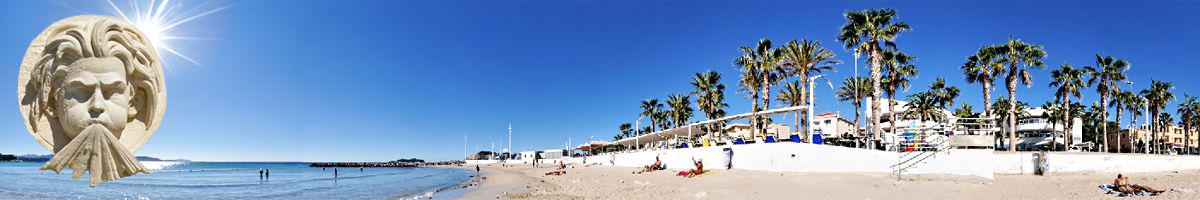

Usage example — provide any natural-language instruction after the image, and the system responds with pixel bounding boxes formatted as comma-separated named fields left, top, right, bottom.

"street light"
left=635, top=115, right=646, bottom=150
left=807, top=74, right=835, bottom=143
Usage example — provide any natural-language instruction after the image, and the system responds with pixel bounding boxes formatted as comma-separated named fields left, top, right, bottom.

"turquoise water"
left=0, top=162, right=474, bottom=199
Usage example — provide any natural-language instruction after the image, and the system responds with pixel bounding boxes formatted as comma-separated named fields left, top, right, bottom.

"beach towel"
left=1098, top=184, right=1151, bottom=197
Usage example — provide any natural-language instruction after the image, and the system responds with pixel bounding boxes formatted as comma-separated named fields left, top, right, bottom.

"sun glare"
left=104, top=0, right=231, bottom=67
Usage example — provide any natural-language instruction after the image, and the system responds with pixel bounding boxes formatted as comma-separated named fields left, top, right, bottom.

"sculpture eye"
left=62, top=83, right=91, bottom=102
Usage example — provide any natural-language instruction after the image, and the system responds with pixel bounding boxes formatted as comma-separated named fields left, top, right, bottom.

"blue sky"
left=1, top=1, right=1197, bottom=162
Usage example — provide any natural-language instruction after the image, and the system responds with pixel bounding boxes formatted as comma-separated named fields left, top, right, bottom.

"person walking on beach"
left=476, top=165, right=481, bottom=175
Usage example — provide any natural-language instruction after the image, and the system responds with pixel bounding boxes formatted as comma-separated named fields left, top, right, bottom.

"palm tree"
left=1110, top=91, right=1135, bottom=152
left=962, top=48, right=1004, bottom=117
left=666, top=94, right=693, bottom=128
left=737, top=39, right=782, bottom=134
left=881, top=49, right=918, bottom=137
left=619, top=123, right=633, bottom=139
left=738, top=67, right=763, bottom=130
left=1067, top=102, right=1086, bottom=151
left=1187, top=98, right=1200, bottom=155
left=928, top=78, right=960, bottom=109
left=906, top=79, right=957, bottom=124
left=1050, top=64, right=1090, bottom=150
left=992, top=36, right=1048, bottom=151
left=1177, top=95, right=1197, bottom=155
left=692, top=71, right=729, bottom=133
left=1081, top=102, right=1101, bottom=151
left=993, top=98, right=1029, bottom=149
left=954, top=103, right=976, bottom=118
left=838, top=8, right=911, bottom=148
left=837, top=76, right=873, bottom=146
left=905, top=92, right=943, bottom=122
left=1158, top=112, right=1174, bottom=153
left=781, top=39, right=841, bottom=138
left=1140, top=79, right=1174, bottom=154
left=1122, top=91, right=1146, bottom=153
left=1085, top=54, right=1130, bottom=153
left=1041, top=100, right=1064, bottom=151
left=655, top=110, right=671, bottom=131
left=778, top=81, right=805, bottom=140
left=640, top=99, right=663, bottom=133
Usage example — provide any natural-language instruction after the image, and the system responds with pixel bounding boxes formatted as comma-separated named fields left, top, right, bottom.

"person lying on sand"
left=638, top=156, right=663, bottom=174
left=545, top=161, right=567, bottom=176
left=677, top=159, right=703, bottom=178
left=1114, top=174, right=1166, bottom=196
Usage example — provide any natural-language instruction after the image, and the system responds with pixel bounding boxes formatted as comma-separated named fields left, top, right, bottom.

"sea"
left=0, top=162, right=476, bottom=200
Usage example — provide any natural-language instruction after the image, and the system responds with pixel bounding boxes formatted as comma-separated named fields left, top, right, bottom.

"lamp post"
left=806, top=74, right=835, bottom=144
left=636, top=115, right=645, bottom=150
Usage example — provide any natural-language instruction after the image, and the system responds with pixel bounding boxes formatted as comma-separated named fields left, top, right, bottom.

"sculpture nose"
left=88, top=87, right=105, bottom=117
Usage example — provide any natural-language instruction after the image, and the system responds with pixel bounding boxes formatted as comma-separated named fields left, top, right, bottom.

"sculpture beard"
left=41, top=124, right=149, bottom=187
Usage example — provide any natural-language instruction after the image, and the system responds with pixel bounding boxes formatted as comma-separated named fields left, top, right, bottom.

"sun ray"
left=160, top=4, right=232, bottom=31
left=99, top=0, right=231, bottom=68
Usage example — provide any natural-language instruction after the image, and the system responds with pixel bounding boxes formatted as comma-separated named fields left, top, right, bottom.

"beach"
left=0, top=162, right=472, bottom=200
left=462, top=163, right=1200, bottom=199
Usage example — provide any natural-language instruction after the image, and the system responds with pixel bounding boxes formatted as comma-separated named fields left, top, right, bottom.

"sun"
left=105, top=0, right=231, bottom=66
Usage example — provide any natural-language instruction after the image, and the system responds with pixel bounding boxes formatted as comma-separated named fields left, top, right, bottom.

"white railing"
left=891, top=117, right=997, bottom=178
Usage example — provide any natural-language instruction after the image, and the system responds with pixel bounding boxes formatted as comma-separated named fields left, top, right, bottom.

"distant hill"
left=1, top=154, right=187, bottom=162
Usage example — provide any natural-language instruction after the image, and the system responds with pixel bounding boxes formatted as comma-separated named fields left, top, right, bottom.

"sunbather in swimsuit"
left=680, top=160, right=703, bottom=178
left=1114, top=174, right=1165, bottom=196
left=641, top=156, right=662, bottom=173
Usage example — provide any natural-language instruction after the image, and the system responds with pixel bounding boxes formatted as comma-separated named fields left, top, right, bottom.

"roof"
left=612, top=106, right=808, bottom=147
left=614, top=125, right=705, bottom=147
left=574, top=141, right=611, bottom=150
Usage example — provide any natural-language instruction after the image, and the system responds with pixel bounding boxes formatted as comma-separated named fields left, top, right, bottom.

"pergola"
left=614, top=106, right=809, bottom=149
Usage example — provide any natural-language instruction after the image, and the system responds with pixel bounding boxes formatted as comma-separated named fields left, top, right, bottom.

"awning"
left=614, top=125, right=705, bottom=147
left=612, top=105, right=809, bottom=147
left=575, top=141, right=612, bottom=151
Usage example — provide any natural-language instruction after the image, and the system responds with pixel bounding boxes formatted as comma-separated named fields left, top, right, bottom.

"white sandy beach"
left=459, top=163, right=1200, bottom=199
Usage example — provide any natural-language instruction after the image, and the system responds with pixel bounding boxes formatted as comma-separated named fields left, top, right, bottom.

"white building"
left=1009, top=107, right=1083, bottom=151
left=811, top=112, right=855, bottom=139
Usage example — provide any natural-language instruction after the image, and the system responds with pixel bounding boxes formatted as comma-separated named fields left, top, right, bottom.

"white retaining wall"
left=583, top=143, right=900, bottom=174
left=559, top=143, right=1200, bottom=179
left=995, top=152, right=1200, bottom=174
left=905, top=149, right=995, bottom=179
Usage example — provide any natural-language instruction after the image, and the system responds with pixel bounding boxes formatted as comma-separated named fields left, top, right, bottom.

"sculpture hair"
left=26, top=16, right=162, bottom=133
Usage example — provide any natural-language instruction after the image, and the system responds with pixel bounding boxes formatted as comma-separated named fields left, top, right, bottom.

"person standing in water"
left=259, top=169, right=264, bottom=180
left=265, top=169, right=270, bottom=180
left=334, top=168, right=339, bottom=179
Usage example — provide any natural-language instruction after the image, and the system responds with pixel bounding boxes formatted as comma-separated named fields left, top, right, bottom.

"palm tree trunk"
left=1100, top=94, right=1109, bottom=153
left=761, top=74, right=772, bottom=136
left=1063, top=96, right=1071, bottom=151
left=1131, top=110, right=1140, bottom=153
left=870, top=49, right=883, bottom=150
left=1151, top=112, right=1158, bottom=154
left=854, top=103, right=862, bottom=148
left=889, top=95, right=897, bottom=143
left=794, top=110, right=801, bottom=142
left=750, top=90, right=759, bottom=136
left=1050, top=116, right=1058, bottom=151
left=983, top=81, right=992, bottom=117
left=1115, top=107, right=1123, bottom=153
left=1007, top=76, right=1018, bottom=152
left=800, top=72, right=810, bottom=143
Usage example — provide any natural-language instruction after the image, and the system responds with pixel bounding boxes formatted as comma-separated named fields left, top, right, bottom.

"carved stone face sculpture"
left=57, top=58, right=131, bottom=140
left=18, top=15, right=167, bottom=187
